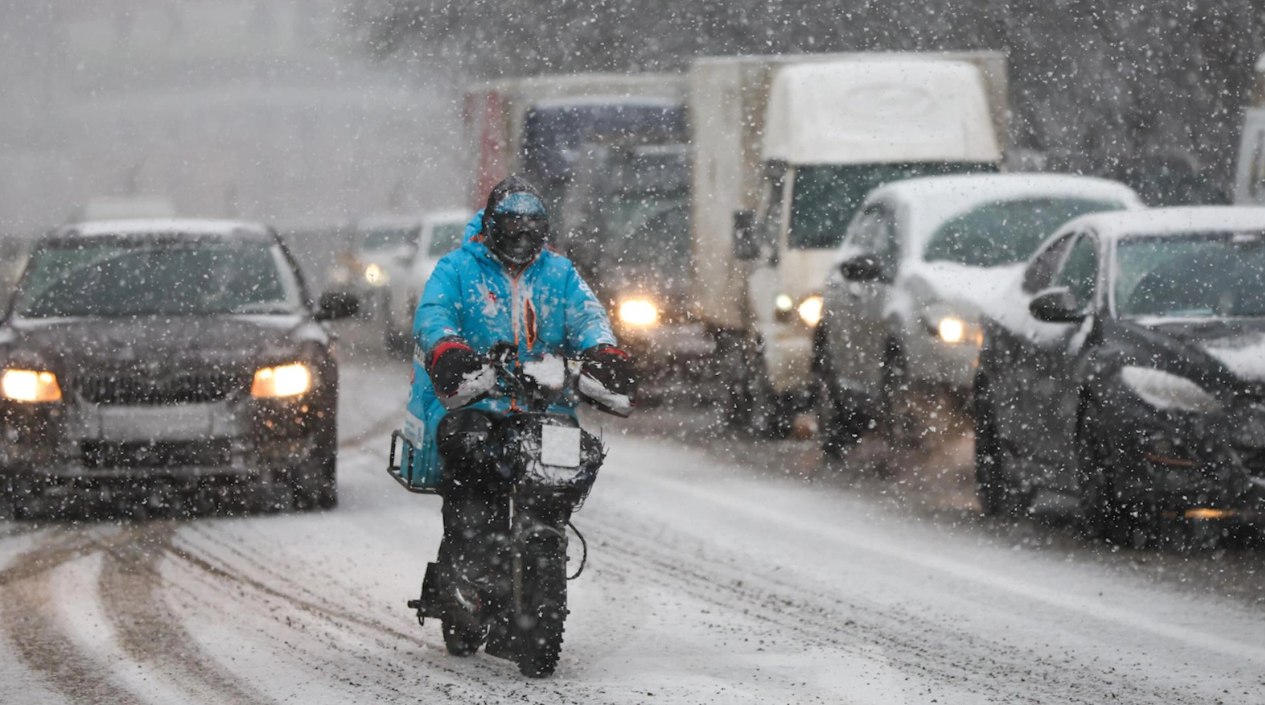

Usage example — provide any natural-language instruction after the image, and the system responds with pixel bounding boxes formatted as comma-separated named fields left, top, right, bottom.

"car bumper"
left=904, top=330, right=980, bottom=393
left=1107, top=412, right=1265, bottom=515
left=616, top=321, right=715, bottom=365
left=1, top=396, right=325, bottom=483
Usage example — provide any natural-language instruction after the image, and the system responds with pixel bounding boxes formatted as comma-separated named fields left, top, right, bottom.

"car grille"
left=74, top=370, right=241, bottom=405
left=81, top=439, right=233, bottom=468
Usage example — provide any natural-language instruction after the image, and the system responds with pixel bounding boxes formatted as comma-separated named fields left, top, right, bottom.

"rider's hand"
left=428, top=338, right=487, bottom=398
left=581, top=344, right=637, bottom=398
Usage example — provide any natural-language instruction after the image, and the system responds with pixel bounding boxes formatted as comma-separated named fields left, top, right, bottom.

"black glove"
left=581, top=344, right=637, bottom=398
left=427, top=338, right=486, bottom=398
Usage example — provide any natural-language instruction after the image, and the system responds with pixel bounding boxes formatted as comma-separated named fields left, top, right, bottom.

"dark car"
left=0, top=219, right=357, bottom=518
left=974, top=207, right=1265, bottom=541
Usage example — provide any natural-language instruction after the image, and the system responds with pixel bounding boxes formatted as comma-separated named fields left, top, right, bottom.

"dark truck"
left=559, top=143, right=707, bottom=391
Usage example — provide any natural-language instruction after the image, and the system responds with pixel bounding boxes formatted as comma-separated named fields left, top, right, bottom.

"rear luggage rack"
left=386, top=430, right=438, bottom=495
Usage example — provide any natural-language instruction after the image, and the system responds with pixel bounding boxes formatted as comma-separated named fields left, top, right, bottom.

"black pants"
left=435, top=410, right=507, bottom=590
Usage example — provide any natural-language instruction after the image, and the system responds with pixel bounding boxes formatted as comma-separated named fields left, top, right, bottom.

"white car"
left=383, top=209, right=471, bottom=353
left=815, top=173, right=1144, bottom=455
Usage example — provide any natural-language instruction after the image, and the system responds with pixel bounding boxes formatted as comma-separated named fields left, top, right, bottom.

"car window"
left=1115, top=232, right=1265, bottom=318
left=922, top=197, right=1123, bottom=267
left=427, top=223, right=465, bottom=256
left=1022, top=233, right=1076, bottom=294
left=1051, top=234, right=1098, bottom=306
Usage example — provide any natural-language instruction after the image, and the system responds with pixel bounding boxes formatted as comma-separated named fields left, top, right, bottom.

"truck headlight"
left=1, top=368, right=62, bottom=403
left=618, top=298, right=659, bottom=327
left=252, top=362, right=314, bottom=398
left=1120, top=366, right=1221, bottom=413
left=797, top=295, right=823, bottom=327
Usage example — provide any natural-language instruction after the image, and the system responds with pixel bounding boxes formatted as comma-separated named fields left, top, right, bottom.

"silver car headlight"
left=1120, top=366, right=1221, bottom=413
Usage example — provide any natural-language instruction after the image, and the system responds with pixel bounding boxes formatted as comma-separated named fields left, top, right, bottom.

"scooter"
left=387, top=345, right=630, bottom=677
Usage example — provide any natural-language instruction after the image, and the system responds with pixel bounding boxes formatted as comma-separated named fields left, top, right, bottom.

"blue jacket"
left=402, top=211, right=616, bottom=488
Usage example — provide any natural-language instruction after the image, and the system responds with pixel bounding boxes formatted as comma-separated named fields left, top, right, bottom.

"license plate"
left=540, top=426, right=581, bottom=468
left=97, top=405, right=215, bottom=441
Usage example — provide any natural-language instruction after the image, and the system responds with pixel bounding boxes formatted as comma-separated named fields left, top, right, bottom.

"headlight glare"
left=1, top=369, right=62, bottom=402
left=364, top=263, right=387, bottom=286
left=797, top=295, right=824, bottom=327
left=618, top=298, right=659, bottom=327
left=774, top=294, right=794, bottom=313
left=1120, top=366, right=1221, bottom=413
left=938, top=316, right=967, bottom=344
left=252, top=362, right=314, bottom=398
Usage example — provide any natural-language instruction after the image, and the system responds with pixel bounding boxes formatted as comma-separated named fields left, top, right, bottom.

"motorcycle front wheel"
left=516, top=533, right=568, bottom=677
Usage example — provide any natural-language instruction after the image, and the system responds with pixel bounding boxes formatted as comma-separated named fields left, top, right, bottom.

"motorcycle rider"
left=404, top=175, right=636, bottom=625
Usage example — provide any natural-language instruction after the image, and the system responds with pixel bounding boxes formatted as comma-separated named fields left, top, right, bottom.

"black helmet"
left=482, top=176, right=549, bottom=266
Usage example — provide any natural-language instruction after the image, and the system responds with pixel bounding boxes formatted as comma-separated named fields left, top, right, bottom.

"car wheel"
left=290, top=417, right=338, bottom=511
left=814, top=332, right=863, bottom=460
left=1076, top=400, right=1139, bottom=545
left=879, top=346, right=921, bottom=450
left=973, top=374, right=1018, bottom=515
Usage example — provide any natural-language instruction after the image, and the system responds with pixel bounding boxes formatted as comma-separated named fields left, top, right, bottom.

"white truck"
left=463, top=73, right=688, bottom=212
left=688, top=52, right=1009, bottom=434
left=1235, top=54, right=1265, bottom=205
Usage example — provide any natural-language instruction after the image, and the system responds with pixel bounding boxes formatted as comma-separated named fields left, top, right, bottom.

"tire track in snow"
left=167, top=532, right=579, bottom=704
left=95, top=521, right=275, bottom=705
left=586, top=516, right=1184, bottom=705
left=0, top=528, right=145, bottom=705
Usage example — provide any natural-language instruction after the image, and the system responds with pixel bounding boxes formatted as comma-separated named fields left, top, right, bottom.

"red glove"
left=427, top=338, right=485, bottom=398
left=581, top=344, right=637, bottom=397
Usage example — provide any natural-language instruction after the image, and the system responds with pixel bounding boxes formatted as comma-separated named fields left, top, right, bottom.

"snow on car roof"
left=58, top=218, right=271, bottom=240
left=1062, top=206, right=1265, bottom=240
left=871, top=173, right=1145, bottom=251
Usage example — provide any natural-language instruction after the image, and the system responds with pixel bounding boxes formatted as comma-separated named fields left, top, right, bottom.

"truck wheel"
left=0, top=477, right=16, bottom=520
left=516, top=534, right=567, bottom=678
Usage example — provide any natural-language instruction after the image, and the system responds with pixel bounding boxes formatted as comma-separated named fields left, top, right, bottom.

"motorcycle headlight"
left=618, top=298, right=659, bottom=327
left=1120, top=366, right=1221, bottom=413
left=252, top=362, right=314, bottom=399
left=797, top=295, right=823, bottom=327
left=1, top=368, right=62, bottom=403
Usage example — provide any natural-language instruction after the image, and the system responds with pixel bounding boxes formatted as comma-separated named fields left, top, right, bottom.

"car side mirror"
left=1028, top=287, right=1085, bottom=323
left=732, top=209, right=759, bottom=261
left=838, top=253, right=888, bottom=283
left=316, top=291, right=359, bottom=321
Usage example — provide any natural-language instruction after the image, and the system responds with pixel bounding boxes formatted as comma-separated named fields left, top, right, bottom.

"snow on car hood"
left=897, top=260, right=1026, bottom=320
left=1142, top=319, right=1265, bottom=385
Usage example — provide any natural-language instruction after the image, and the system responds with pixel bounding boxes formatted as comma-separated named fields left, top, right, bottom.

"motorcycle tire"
left=441, top=616, right=484, bottom=657
left=516, top=535, right=568, bottom=678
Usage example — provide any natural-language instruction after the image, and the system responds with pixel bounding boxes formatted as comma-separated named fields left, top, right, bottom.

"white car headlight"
left=252, top=362, right=314, bottom=398
left=1120, top=366, right=1221, bottom=413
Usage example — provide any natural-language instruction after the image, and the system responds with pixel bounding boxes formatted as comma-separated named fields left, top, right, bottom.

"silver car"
left=814, top=174, right=1143, bottom=456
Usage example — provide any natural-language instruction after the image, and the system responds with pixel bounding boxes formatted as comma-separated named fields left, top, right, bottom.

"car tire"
left=290, top=417, right=338, bottom=511
left=879, top=345, right=921, bottom=450
left=1076, top=400, right=1140, bottom=545
left=973, top=373, right=1018, bottom=515
left=814, top=329, right=864, bottom=460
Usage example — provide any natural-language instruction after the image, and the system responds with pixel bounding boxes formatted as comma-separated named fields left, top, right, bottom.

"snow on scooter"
left=387, top=343, right=630, bottom=677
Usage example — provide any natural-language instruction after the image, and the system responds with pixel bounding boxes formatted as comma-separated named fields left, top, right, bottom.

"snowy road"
left=2, top=350, right=1265, bottom=704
